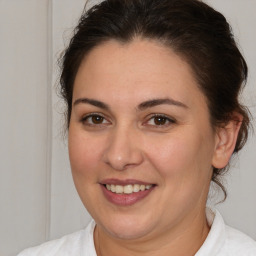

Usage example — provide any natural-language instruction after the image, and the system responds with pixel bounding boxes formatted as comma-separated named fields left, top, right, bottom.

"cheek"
left=146, top=133, right=214, bottom=213
left=147, top=138, right=192, bottom=172
left=146, top=132, right=213, bottom=181
left=68, top=128, right=103, bottom=178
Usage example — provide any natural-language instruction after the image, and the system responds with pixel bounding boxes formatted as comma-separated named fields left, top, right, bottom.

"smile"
left=101, top=180, right=156, bottom=206
left=105, top=184, right=153, bottom=194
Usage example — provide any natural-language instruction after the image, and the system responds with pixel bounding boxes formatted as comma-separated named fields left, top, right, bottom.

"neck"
left=94, top=207, right=210, bottom=256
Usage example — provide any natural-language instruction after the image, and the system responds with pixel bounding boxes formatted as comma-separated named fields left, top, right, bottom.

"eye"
left=81, top=113, right=110, bottom=126
left=146, top=114, right=175, bottom=127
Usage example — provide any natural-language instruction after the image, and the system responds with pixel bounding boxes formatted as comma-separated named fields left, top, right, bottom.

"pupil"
left=154, top=116, right=166, bottom=125
left=92, top=116, right=103, bottom=124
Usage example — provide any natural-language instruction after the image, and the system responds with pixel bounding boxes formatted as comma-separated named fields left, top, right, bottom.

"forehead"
left=73, top=39, right=205, bottom=108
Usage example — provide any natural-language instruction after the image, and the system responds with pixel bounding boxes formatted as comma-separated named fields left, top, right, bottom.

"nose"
left=103, top=126, right=144, bottom=171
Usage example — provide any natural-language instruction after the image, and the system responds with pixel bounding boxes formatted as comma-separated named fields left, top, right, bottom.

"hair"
left=59, top=0, right=251, bottom=200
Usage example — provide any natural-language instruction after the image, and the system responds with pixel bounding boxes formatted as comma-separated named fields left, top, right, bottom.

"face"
left=69, top=39, right=218, bottom=240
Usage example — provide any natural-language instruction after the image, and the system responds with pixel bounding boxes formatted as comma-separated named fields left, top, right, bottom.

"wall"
left=0, top=1, right=51, bottom=255
left=0, top=1, right=255, bottom=255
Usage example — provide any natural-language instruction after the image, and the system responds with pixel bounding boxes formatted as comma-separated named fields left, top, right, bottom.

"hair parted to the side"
left=59, top=0, right=251, bottom=200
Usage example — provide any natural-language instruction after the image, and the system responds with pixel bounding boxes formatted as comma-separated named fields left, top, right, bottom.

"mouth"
left=104, top=184, right=153, bottom=194
left=100, top=179, right=156, bottom=206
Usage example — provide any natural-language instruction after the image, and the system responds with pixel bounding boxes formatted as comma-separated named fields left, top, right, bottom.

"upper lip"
left=100, top=179, right=155, bottom=186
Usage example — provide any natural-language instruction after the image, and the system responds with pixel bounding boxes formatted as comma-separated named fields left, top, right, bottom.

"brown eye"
left=82, top=114, right=109, bottom=126
left=153, top=116, right=168, bottom=125
left=146, top=114, right=175, bottom=128
left=91, top=115, right=104, bottom=124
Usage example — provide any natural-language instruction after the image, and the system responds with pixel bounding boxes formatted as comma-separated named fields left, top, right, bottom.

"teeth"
left=110, top=184, right=116, bottom=193
left=133, top=184, right=140, bottom=192
left=124, top=185, right=133, bottom=194
left=115, top=185, right=123, bottom=194
left=105, top=184, right=153, bottom=194
left=140, top=185, right=146, bottom=191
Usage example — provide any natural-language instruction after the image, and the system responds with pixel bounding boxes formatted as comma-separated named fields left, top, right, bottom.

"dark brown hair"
left=59, top=0, right=250, bottom=199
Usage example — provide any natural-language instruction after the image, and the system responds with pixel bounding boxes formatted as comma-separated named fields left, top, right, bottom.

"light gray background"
left=0, top=0, right=255, bottom=255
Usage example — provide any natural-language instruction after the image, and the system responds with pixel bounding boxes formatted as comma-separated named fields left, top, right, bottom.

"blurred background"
left=0, top=0, right=255, bottom=255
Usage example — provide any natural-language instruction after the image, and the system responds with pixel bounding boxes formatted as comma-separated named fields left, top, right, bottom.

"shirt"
left=17, top=208, right=256, bottom=256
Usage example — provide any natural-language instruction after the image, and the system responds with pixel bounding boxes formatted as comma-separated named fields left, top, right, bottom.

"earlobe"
left=212, top=115, right=243, bottom=169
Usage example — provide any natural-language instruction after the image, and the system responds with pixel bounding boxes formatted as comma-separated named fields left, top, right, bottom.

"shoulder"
left=17, top=220, right=96, bottom=256
left=196, top=208, right=256, bottom=256
left=220, top=225, right=256, bottom=255
left=17, top=230, right=84, bottom=256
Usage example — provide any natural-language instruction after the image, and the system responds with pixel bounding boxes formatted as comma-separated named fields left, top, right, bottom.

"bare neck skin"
left=94, top=206, right=210, bottom=256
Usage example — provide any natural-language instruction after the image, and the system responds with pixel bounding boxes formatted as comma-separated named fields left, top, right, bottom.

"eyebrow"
left=137, top=98, right=188, bottom=110
left=73, top=97, right=188, bottom=111
left=73, top=98, right=110, bottom=110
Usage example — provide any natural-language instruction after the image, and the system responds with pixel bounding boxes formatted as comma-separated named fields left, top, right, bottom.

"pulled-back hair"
left=59, top=0, right=250, bottom=199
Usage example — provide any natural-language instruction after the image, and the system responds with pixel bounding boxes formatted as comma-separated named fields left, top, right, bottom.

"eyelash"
left=80, top=113, right=176, bottom=128
left=145, top=114, right=176, bottom=128
left=80, top=113, right=110, bottom=126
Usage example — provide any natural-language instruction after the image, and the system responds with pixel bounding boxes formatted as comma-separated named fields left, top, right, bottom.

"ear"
left=212, top=114, right=243, bottom=169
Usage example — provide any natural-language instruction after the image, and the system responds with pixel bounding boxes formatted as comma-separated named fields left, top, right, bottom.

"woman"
left=18, top=0, right=256, bottom=255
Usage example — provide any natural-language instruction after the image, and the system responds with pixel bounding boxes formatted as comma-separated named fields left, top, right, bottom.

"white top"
left=18, top=208, right=256, bottom=256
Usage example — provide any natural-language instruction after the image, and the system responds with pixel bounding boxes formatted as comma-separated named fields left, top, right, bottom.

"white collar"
left=195, top=207, right=226, bottom=255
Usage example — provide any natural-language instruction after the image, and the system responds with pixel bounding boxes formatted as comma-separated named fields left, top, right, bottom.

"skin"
left=68, top=39, right=241, bottom=256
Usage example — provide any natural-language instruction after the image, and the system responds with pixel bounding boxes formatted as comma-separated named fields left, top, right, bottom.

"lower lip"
left=101, top=185, right=155, bottom=206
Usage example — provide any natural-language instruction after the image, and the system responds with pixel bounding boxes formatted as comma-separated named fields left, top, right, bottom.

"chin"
left=98, top=213, right=157, bottom=240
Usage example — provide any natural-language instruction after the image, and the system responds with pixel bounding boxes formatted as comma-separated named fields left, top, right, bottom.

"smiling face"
left=68, top=39, right=218, bottom=240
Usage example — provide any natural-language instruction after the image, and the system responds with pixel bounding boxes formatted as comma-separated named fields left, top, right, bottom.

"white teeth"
left=133, top=184, right=140, bottom=192
left=110, top=184, right=116, bottom=193
left=124, top=185, right=133, bottom=194
left=140, top=185, right=146, bottom=191
left=115, top=185, right=124, bottom=194
left=105, top=184, right=153, bottom=194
